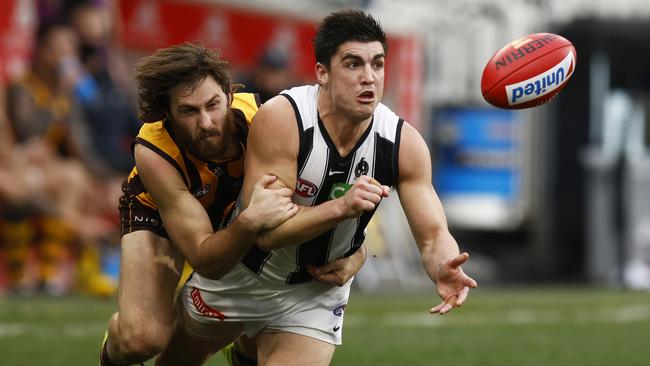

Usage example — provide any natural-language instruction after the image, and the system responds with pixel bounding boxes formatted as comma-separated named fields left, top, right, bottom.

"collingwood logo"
left=354, top=158, right=369, bottom=178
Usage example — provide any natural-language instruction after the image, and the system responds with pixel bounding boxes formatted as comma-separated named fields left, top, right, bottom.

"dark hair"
left=312, top=10, right=387, bottom=68
left=134, top=42, right=234, bottom=122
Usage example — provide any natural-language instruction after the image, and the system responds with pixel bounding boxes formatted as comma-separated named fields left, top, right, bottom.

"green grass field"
left=1, top=287, right=650, bottom=366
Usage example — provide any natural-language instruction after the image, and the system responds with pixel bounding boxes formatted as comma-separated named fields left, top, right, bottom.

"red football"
left=481, top=33, right=576, bottom=109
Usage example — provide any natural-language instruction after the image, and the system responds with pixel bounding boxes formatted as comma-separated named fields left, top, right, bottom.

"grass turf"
left=1, top=287, right=649, bottom=365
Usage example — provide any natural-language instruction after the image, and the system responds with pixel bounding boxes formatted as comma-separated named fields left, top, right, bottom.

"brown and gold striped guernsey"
left=123, top=92, right=260, bottom=230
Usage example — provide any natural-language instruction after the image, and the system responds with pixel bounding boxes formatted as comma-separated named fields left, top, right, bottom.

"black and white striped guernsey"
left=241, top=84, right=404, bottom=285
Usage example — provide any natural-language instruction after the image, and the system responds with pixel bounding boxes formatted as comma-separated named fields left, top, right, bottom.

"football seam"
left=482, top=43, right=574, bottom=98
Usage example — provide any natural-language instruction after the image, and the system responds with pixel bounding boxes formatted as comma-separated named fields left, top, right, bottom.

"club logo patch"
left=354, top=158, right=369, bottom=178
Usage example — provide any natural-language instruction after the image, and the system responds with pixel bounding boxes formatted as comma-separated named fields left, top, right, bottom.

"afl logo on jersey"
left=295, top=178, right=318, bottom=198
left=354, top=158, right=369, bottom=178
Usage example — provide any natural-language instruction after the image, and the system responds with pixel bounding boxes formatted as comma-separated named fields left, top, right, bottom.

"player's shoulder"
left=248, top=93, right=300, bottom=151
left=279, top=84, right=319, bottom=99
left=232, top=92, right=262, bottom=124
left=254, top=93, right=296, bottom=125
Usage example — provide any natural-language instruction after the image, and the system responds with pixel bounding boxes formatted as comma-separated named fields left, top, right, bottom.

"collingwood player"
left=158, top=10, right=477, bottom=366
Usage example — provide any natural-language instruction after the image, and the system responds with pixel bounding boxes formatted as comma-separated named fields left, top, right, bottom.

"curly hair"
left=134, top=43, right=234, bottom=122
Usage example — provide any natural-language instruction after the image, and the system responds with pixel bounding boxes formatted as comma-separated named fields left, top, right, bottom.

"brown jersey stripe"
left=136, top=137, right=190, bottom=188
left=180, top=151, right=203, bottom=193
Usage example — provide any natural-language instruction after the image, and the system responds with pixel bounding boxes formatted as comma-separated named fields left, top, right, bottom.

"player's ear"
left=315, top=62, right=328, bottom=86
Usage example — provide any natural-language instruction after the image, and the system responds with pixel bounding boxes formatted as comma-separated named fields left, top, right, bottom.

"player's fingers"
left=368, top=177, right=382, bottom=187
left=456, top=286, right=470, bottom=306
left=381, top=185, right=390, bottom=197
left=310, top=260, right=341, bottom=276
left=439, top=294, right=458, bottom=314
left=308, top=268, right=344, bottom=286
left=356, top=179, right=383, bottom=196
left=256, top=174, right=277, bottom=188
left=430, top=301, right=446, bottom=314
left=463, top=275, right=478, bottom=288
left=277, top=187, right=294, bottom=197
left=357, top=189, right=382, bottom=204
left=447, top=252, right=470, bottom=268
left=362, top=200, right=378, bottom=212
left=306, top=265, right=319, bottom=277
left=287, top=204, right=299, bottom=218
left=439, top=303, right=454, bottom=314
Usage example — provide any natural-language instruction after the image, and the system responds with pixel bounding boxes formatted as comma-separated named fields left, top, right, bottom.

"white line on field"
left=0, top=322, right=106, bottom=338
left=2, top=305, right=649, bottom=338
left=344, top=304, right=650, bottom=327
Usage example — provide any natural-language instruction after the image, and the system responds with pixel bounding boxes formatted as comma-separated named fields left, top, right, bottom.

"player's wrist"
left=236, top=208, right=263, bottom=234
left=330, top=198, right=352, bottom=220
left=433, top=261, right=444, bottom=284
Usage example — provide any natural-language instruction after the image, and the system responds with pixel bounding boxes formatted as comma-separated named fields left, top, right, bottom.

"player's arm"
left=396, top=123, right=477, bottom=314
left=242, top=96, right=387, bottom=250
left=134, top=143, right=296, bottom=280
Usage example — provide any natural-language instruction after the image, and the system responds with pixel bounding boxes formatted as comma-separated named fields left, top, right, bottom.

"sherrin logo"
left=510, top=37, right=532, bottom=49
left=506, top=51, right=575, bottom=105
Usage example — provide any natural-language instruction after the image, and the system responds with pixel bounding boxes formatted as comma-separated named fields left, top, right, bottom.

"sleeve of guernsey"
left=135, top=121, right=191, bottom=187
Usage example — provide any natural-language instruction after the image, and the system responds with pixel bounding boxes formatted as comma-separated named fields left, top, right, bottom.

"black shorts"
left=118, top=183, right=169, bottom=239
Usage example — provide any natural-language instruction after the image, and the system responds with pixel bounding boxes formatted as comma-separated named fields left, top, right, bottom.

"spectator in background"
left=241, top=46, right=296, bottom=103
left=2, top=22, right=116, bottom=296
left=67, top=2, right=141, bottom=177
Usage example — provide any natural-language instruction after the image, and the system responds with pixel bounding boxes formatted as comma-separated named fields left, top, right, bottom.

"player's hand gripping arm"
left=308, top=244, right=367, bottom=286
left=242, top=96, right=388, bottom=250
left=134, top=144, right=297, bottom=280
left=396, top=123, right=478, bottom=315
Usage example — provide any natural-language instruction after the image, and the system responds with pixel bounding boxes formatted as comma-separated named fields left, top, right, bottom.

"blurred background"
left=1, top=0, right=650, bottom=365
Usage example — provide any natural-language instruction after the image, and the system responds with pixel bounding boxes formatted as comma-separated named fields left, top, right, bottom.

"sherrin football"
left=481, top=33, right=576, bottom=109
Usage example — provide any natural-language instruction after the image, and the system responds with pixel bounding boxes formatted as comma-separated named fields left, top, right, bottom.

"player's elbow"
left=182, top=251, right=226, bottom=280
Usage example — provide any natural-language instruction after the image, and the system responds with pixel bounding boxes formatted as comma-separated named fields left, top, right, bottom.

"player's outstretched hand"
left=247, top=174, right=298, bottom=230
left=307, top=245, right=367, bottom=286
left=341, top=176, right=390, bottom=219
left=430, top=252, right=478, bottom=315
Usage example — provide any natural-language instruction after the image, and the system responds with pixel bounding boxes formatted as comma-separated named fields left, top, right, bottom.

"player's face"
left=168, top=76, right=237, bottom=161
left=322, top=41, right=385, bottom=122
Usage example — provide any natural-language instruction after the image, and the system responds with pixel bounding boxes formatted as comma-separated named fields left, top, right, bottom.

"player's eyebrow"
left=341, top=52, right=385, bottom=62
left=177, top=93, right=221, bottom=110
left=341, top=53, right=365, bottom=63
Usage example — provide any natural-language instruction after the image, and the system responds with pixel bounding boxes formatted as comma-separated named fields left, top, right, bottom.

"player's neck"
left=317, top=91, right=371, bottom=157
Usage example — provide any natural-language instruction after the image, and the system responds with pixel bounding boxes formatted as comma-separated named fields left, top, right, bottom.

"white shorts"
left=179, top=263, right=352, bottom=345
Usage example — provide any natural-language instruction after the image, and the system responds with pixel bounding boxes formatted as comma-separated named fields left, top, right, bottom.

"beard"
left=168, top=112, right=239, bottom=162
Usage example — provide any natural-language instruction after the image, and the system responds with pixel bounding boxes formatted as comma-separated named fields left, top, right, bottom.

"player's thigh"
left=157, top=315, right=244, bottom=366
left=257, top=331, right=335, bottom=366
left=157, top=297, right=246, bottom=366
left=118, top=231, right=184, bottom=330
